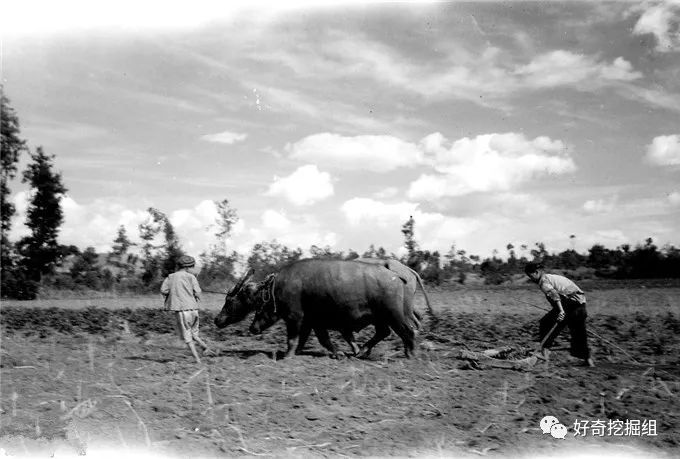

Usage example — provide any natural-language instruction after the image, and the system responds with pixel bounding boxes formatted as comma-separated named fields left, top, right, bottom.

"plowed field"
left=1, top=287, right=679, bottom=458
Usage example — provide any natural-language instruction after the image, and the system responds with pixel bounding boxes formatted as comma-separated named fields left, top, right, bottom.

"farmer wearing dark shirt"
left=524, top=262, right=594, bottom=367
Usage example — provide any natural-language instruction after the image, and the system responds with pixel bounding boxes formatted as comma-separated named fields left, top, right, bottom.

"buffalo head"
left=248, top=301, right=278, bottom=334
left=249, top=274, right=280, bottom=334
left=213, top=268, right=257, bottom=328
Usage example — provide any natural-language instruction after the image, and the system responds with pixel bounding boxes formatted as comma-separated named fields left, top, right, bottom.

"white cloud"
left=583, top=197, right=617, bottom=214
left=340, top=197, right=479, bottom=252
left=265, top=164, right=334, bottom=206
left=10, top=193, right=150, bottom=253
left=171, top=200, right=217, bottom=228
left=592, top=229, right=628, bottom=246
left=341, top=198, right=418, bottom=228
left=372, top=187, right=400, bottom=199
left=261, top=209, right=291, bottom=231
left=631, top=0, right=680, bottom=52
left=8, top=192, right=31, bottom=240
left=491, top=193, right=551, bottom=218
left=235, top=212, right=337, bottom=254
left=172, top=200, right=246, bottom=255
left=514, top=52, right=641, bottom=88
left=9, top=196, right=246, bottom=257
left=408, top=132, right=576, bottom=200
left=331, top=38, right=638, bottom=101
left=259, top=86, right=321, bottom=118
left=201, top=130, right=248, bottom=144
left=624, top=86, right=680, bottom=113
left=275, top=31, right=641, bottom=105
left=669, top=191, right=680, bottom=205
left=286, top=133, right=424, bottom=172
left=407, top=175, right=449, bottom=201
left=1, top=2, right=351, bottom=36
left=645, top=134, right=680, bottom=165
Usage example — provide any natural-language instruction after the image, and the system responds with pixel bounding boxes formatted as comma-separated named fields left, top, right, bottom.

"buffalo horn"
left=229, top=267, right=255, bottom=295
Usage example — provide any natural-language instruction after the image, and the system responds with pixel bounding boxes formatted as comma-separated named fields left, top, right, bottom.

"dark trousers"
left=538, top=298, right=591, bottom=359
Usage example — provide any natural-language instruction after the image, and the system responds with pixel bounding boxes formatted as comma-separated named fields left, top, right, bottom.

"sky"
left=1, top=0, right=679, bottom=261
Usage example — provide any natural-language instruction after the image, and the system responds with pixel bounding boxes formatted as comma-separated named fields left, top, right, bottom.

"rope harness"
left=257, top=273, right=277, bottom=314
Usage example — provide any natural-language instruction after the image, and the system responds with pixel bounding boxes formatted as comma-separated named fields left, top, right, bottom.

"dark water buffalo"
left=215, top=259, right=418, bottom=359
left=213, top=267, right=259, bottom=328
left=354, top=258, right=435, bottom=324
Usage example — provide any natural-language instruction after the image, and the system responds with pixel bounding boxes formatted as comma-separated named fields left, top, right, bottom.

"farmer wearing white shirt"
left=161, top=255, right=215, bottom=364
left=524, top=262, right=595, bottom=367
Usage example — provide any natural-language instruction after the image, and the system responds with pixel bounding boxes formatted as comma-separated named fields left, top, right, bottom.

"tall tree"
left=214, top=199, right=239, bottom=246
left=401, top=216, right=417, bottom=259
left=0, top=88, right=27, bottom=240
left=70, top=246, right=103, bottom=289
left=110, top=225, right=133, bottom=260
left=138, top=207, right=184, bottom=285
left=108, top=225, right=136, bottom=279
left=19, top=147, right=67, bottom=280
left=151, top=208, right=184, bottom=278
left=198, top=199, right=240, bottom=288
left=138, top=209, right=163, bottom=286
left=1, top=89, right=28, bottom=292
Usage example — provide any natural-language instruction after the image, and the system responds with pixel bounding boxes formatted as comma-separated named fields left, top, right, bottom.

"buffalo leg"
left=284, top=321, right=302, bottom=358
left=314, top=327, right=340, bottom=359
left=391, top=322, right=416, bottom=358
left=295, top=321, right=313, bottom=355
left=403, top=288, right=421, bottom=330
left=341, top=330, right=360, bottom=355
left=357, top=324, right=391, bottom=359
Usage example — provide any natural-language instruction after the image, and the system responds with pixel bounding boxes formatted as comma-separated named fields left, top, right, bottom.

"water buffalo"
left=354, top=258, right=435, bottom=324
left=213, top=267, right=361, bottom=350
left=216, top=259, right=418, bottom=359
left=213, top=267, right=258, bottom=328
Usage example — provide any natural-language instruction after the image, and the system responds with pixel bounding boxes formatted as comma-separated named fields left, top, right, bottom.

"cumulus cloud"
left=261, top=209, right=291, bottom=231
left=60, top=198, right=149, bottom=251
left=286, top=133, right=424, bottom=172
left=645, top=134, right=680, bottom=165
left=341, top=198, right=418, bottom=228
left=583, top=196, right=617, bottom=214
left=265, top=164, right=334, bottom=206
left=171, top=202, right=243, bottom=255
left=340, top=197, right=479, bottom=251
left=235, top=211, right=337, bottom=254
left=10, top=193, right=150, bottom=252
left=8, top=192, right=337, bottom=260
left=408, top=132, right=576, bottom=200
left=9, top=195, right=251, bottom=257
left=170, top=199, right=218, bottom=229
left=631, top=0, right=680, bottom=52
left=201, top=130, right=248, bottom=144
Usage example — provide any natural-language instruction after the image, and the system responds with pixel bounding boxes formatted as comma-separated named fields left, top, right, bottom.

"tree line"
left=2, top=89, right=679, bottom=299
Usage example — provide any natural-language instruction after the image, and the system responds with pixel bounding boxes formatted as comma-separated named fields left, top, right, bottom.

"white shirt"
left=538, top=273, right=586, bottom=305
left=160, top=270, right=201, bottom=311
